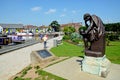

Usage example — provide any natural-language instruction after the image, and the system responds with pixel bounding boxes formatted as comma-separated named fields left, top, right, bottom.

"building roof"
left=60, top=22, right=82, bottom=32
left=0, top=24, right=23, bottom=28
left=24, top=25, right=37, bottom=29
left=61, top=22, right=82, bottom=27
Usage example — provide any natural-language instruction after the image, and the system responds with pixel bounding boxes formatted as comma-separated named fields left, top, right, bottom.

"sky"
left=0, top=0, right=120, bottom=26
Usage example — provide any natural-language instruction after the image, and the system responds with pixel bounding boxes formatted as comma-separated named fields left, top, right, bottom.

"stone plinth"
left=30, top=49, right=56, bottom=64
left=82, top=55, right=111, bottom=78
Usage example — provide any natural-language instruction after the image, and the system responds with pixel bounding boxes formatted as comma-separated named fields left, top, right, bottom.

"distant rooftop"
left=0, top=23, right=23, bottom=28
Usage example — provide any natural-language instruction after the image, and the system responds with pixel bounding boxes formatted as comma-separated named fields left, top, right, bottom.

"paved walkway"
left=1, top=36, right=120, bottom=80
left=0, top=37, right=58, bottom=80
left=44, top=57, right=120, bottom=80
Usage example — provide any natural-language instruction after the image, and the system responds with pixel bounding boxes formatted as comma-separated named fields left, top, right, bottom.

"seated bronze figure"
left=80, top=13, right=105, bottom=57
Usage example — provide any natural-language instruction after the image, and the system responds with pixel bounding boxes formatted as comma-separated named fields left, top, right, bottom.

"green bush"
left=107, top=34, right=119, bottom=41
left=70, top=32, right=81, bottom=44
left=63, top=26, right=76, bottom=35
left=106, top=38, right=110, bottom=46
left=63, top=35, right=70, bottom=40
left=79, top=26, right=87, bottom=32
left=106, top=32, right=120, bottom=41
left=71, top=38, right=80, bottom=44
left=71, top=32, right=80, bottom=39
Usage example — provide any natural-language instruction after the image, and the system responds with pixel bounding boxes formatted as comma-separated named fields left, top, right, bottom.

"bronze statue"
left=80, top=13, right=105, bottom=57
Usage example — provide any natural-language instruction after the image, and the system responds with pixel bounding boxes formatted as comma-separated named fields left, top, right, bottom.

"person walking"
left=39, top=34, right=43, bottom=41
left=42, top=35, right=48, bottom=48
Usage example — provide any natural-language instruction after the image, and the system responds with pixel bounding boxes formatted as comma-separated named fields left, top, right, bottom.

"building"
left=60, top=22, right=82, bottom=32
left=0, top=24, right=24, bottom=34
left=38, top=25, right=49, bottom=33
left=24, top=25, right=37, bottom=33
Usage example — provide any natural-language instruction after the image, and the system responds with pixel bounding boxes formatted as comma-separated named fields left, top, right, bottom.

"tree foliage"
left=63, top=26, right=76, bottom=35
left=71, top=32, right=81, bottom=43
left=78, top=26, right=87, bottom=32
left=104, top=22, right=120, bottom=32
left=49, top=21, right=60, bottom=32
left=104, top=22, right=120, bottom=41
left=63, top=26, right=81, bottom=44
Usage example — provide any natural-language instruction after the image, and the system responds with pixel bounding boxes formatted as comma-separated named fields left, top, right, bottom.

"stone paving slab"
left=0, top=37, right=58, bottom=80
left=44, top=57, right=120, bottom=80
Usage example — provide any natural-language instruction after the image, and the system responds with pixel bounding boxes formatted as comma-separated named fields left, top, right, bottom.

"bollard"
left=53, top=39, right=57, bottom=47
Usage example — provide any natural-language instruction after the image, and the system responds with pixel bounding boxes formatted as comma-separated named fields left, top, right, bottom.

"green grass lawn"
left=50, top=41, right=120, bottom=64
left=50, top=41, right=84, bottom=57
left=106, top=41, right=120, bottom=64
left=36, top=70, right=65, bottom=80
left=13, top=65, right=66, bottom=80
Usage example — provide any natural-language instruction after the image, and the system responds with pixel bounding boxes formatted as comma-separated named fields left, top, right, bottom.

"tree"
left=47, top=26, right=52, bottom=32
left=49, top=21, right=60, bottom=32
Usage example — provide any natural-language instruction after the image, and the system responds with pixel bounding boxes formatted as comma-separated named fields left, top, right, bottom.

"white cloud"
left=31, top=6, right=41, bottom=11
left=45, top=9, right=56, bottom=14
left=60, top=14, right=65, bottom=17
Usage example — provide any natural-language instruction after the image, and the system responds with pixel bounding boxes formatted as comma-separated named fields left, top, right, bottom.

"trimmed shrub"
left=63, top=35, right=70, bottom=40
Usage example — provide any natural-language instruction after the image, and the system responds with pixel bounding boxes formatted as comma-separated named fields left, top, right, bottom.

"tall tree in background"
left=49, top=21, right=60, bottom=32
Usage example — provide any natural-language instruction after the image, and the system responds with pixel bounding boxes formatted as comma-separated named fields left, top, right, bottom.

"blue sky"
left=0, top=0, right=120, bottom=26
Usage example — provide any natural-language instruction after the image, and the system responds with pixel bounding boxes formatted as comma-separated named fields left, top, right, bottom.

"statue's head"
left=83, top=13, right=91, bottom=21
